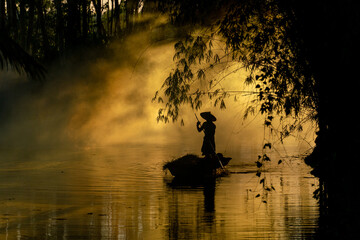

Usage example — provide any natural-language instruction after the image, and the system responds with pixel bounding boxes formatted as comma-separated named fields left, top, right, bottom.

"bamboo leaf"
left=256, top=161, right=262, bottom=168
left=197, top=69, right=205, bottom=80
left=220, top=99, right=226, bottom=109
left=263, top=143, right=272, bottom=149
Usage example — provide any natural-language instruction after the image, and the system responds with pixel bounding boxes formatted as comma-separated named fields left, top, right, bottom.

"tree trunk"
left=109, top=0, right=114, bottom=35
left=0, top=0, right=5, bottom=30
left=107, top=0, right=110, bottom=34
left=125, top=0, right=135, bottom=33
left=114, top=0, right=120, bottom=35
left=92, top=0, right=104, bottom=37
left=66, top=0, right=81, bottom=47
left=36, top=0, right=50, bottom=59
left=26, top=0, right=35, bottom=53
left=19, top=0, right=26, bottom=48
left=82, top=0, right=89, bottom=39
left=126, top=0, right=140, bottom=33
left=6, top=0, right=17, bottom=39
left=54, top=0, right=65, bottom=52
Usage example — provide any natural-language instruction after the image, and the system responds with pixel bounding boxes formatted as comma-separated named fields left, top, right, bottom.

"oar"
left=194, top=113, right=200, bottom=122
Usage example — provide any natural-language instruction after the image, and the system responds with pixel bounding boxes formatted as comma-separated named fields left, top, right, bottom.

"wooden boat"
left=163, top=153, right=231, bottom=179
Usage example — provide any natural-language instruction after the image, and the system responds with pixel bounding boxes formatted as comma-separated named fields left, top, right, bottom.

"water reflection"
left=0, top=144, right=318, bottom=239
left=165, top=177, right=217, bottom=239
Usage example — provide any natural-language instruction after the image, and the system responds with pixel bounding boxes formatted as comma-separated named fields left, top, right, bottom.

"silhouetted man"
left=197, top=112, right=216, bottom=158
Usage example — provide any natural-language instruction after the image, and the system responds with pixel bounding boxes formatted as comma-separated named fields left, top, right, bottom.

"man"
left=197, top=112, right=216, bottom=158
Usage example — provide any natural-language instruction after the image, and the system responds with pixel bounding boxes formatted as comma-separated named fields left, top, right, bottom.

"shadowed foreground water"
left=0, top=143, right=318, bottom=239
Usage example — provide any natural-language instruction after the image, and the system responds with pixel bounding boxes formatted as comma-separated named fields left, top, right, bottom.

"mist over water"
left=1, top=29, right=173, bottom=147
left=0, top=31, right=233, bottom=147
left=0, top=17, right=320, bottom=239
left=0, top=27, right=314, bottom=157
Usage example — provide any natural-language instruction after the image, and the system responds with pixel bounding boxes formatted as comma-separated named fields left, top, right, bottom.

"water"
left=0, top=143, right=318, bottom=239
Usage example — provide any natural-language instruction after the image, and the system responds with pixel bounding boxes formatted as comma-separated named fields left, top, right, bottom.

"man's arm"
left=196, top=121, right=203, bottom=132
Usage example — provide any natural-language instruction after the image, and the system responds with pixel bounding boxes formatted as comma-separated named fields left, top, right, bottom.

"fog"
left=0, top=20, right=315, bottom=158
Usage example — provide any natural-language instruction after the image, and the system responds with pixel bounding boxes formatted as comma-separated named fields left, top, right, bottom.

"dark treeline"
left=0, top=0, right=226, bottom=64
left=0, top=0, right=169, bottom=62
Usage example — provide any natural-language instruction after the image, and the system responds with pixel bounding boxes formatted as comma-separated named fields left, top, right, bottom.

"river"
left=0, top=142, right=318, bottom=239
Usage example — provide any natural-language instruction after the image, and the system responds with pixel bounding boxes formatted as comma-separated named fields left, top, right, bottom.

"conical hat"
left=200, top=112, right=216, bottom=121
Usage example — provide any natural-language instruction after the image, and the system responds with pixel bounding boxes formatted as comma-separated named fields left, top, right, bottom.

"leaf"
left=151, top=91, right=158, bottom=102
left=197, top=69, right=205, bottom=80
left=263, top=154, right=271, bottom=161
left=220, top=99, right=226, bottom=109
left=263, top=143, right=272, bottom=149
left=214, top=54, right=220, bottom=63
left=264, top=120, right=272, bottom=126
left=174, top=41, right=184, bottom=51
left=255, top=194, right=260, bottom=198
left=262, top=200, right=267, bottom=204
left=278, top=159, right=282, bottom=164
left=256, top=161, right=262, bottom=168
left=245, top=75, right=253, bottom=84
left=173, top=52, right=181, bottom=61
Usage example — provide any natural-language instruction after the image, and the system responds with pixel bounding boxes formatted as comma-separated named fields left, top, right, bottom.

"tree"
left=54, top=0, right=65, bottom=52
left=26, top=0, right=35, bottom=52
left=0, top=31, right=46, bottom=80
left=36, top=0, right=50, bottom=59
left=92, top=0, right=104, bottom=37
left=82, top=0, right=89, bottom=39
left=0, top=0, right=5, bottom=29
left=154, top=0, right=360, bottom=237
left=156, top=1, right=317, bottom=126
left=6, top=0, right=17, bottom=39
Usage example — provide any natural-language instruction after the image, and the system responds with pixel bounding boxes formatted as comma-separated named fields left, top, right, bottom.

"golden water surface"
left=0, top=143, right=318, bottom=239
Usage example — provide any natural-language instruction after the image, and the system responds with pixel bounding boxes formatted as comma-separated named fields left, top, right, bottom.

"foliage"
left=152, top=34, right=227, bottom=123
left=153, top=0, right=324, bottom=198
left=158, top=0, right=226, bottom=26
left=0, top=32, right=45, bottom=80
left=155, top=0, right=318, bottom=128
left=0, top=0, right=163, bottom=64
